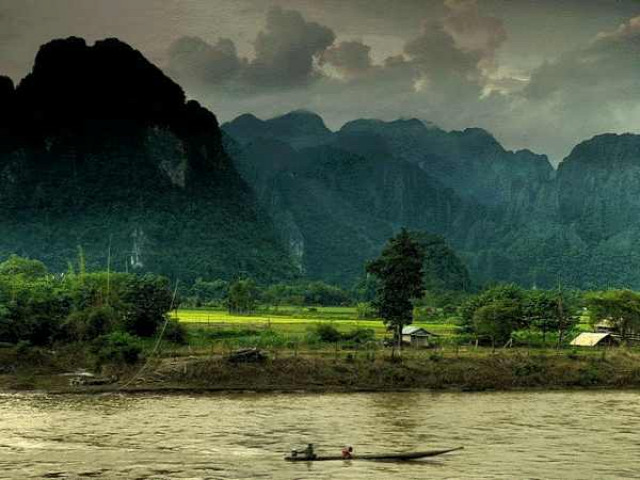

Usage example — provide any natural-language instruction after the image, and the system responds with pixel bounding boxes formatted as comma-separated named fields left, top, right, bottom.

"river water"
left=0, top=390, right=638, bottom=479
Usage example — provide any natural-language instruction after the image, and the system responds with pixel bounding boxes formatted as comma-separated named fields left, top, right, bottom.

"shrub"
left=15, top=340, right=32, bottom=357
left=120, top=274, right=173, bottom=337
left=93, top=332, right=142, bottom=365
left=205, top=328, right=261, bottom=339
left=342, top=328, right=375, bottom=346
left=511, top=330, right=559, bottom=348
left=356, top=302, right=376, bottom=319
left=413, top=306, right=439, bottom=322
left=0, top=281, right=71, bottom=345
left=63, top=305, right=117, bottom=341
left=429, top=351, right=443, bottom=362
left=0, top=255, right=48, bottom=279
left=163, top=319, right=187, bottom=345
left=0, top=304, right=11, bottom=344
left=14, top=340, right=49, bottom=366
left=189, top=278, right=228, bottom=306
left=315, top=324, right=341, bottom=343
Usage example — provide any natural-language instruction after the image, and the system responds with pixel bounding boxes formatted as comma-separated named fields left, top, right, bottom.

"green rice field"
left=171, top=306, right=459, bottom=336
left=169, top=306, right=594, bottom=354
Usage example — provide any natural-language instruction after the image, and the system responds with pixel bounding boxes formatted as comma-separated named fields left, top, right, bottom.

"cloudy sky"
left=1, top=0, right=639, bottom=162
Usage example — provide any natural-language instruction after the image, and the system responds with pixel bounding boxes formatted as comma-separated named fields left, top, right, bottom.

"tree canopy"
left=586, top=289, right=640, bottom=341
left=462, top=284, right=579, bottom=347
left=366, top=229, right=425, bottom=335
left=0, top=256, right=175, bottom=347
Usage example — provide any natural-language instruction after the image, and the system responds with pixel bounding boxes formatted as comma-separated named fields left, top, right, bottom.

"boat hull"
left=284, top=447, right=463, bottom=462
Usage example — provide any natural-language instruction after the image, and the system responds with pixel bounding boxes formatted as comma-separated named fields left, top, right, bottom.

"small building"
left=570, top=332, right=619, bottom=347
left=401, top=326, right=434, bottom=348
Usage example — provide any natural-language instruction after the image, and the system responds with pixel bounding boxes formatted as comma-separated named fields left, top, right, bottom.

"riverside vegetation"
left=4, top=247, right=640, bottom=393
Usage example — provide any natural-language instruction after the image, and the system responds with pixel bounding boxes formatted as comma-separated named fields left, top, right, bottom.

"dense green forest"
left=0, top=254, right=182, bottom=365
left=183, top=231, right=471, bottom=307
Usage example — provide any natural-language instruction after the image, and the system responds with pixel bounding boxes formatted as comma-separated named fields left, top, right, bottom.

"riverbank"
left=3, top=348, right=640, bottom=394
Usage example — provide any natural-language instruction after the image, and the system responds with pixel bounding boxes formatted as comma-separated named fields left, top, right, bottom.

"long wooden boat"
left=284, top=446, right=463, bottom=462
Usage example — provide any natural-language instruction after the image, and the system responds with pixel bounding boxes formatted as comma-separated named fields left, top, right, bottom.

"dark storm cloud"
left=526, top=16, right=640, bottom=102
left=403, top=19, right=484, bottom=102
left=406, top=21, right=479, bottom=76
left=171, top=1, right=494, bottom=99
left=168, top=36, right=243, bottom=84
left=443, top=0, right=507, bottom=69
left=320, top=40, right=373, bottom=78
left=245, top=6, right=335, bottom=87
left=179, top=1, right=514, bottom=149
left=500, top=15, right=640, bottom=160
left=328, top=0, right=503, bottom=104
left=168, top=6, right=335, bottom=90
left=185, top=1, right=640, bottom=162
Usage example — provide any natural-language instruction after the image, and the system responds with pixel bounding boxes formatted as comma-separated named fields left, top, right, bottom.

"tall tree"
left=524, top=288, right=579, bottom=347
left=366, top=229, right=425, bottom=344
left=461, top=284, right=525, bottom=333
left=227, top=278, right=259, bottom=315
left=472, top=301, right=520, bottom=349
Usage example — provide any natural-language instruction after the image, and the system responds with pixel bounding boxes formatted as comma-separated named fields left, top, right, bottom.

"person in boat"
left=341, top=446, right=353, bottom=459
left=304, top=443, right=316, bottom=460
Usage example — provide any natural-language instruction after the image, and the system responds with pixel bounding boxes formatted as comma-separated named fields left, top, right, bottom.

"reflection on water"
left=0, top=390, right=639, bottom=479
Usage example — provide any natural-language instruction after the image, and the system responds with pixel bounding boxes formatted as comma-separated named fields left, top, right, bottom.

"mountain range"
left=2, top=37, right=640, bottom=290
left=222, top=110, right=640, bottom=289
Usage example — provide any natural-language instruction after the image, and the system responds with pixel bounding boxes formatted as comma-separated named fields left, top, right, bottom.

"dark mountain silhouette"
left=0, top=37, right=294, bottom=282
left=0, top=76, right=16, bottom=153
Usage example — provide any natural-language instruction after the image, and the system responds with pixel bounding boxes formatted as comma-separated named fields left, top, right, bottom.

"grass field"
left=171, top=306, right=459, bottom=336
left=168, top=306, right=597, bottom=357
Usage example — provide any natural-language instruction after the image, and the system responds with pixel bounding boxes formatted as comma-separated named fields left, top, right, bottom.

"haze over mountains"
left=2, top=37, right=640, bottom=289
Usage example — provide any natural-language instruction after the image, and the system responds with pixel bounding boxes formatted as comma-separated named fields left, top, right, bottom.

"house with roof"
left=401, top=326, right=435, bottom=348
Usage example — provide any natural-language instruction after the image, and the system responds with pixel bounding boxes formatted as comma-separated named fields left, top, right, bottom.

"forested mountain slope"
left=0, top=37, right=295, bottom=283
left=224, top=112, right=640, bottom=288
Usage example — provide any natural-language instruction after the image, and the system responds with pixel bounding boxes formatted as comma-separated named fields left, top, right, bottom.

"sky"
left=1, top=0, right=639, bottom=163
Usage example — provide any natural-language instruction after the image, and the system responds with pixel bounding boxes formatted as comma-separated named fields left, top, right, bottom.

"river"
left=0, top=390, right=638, bottom=479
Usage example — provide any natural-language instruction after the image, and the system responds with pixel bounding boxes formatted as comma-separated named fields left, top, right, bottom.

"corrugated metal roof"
left=402, top=326, right=431, bottom=336
left=570, top=332, right=613, bottom=347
